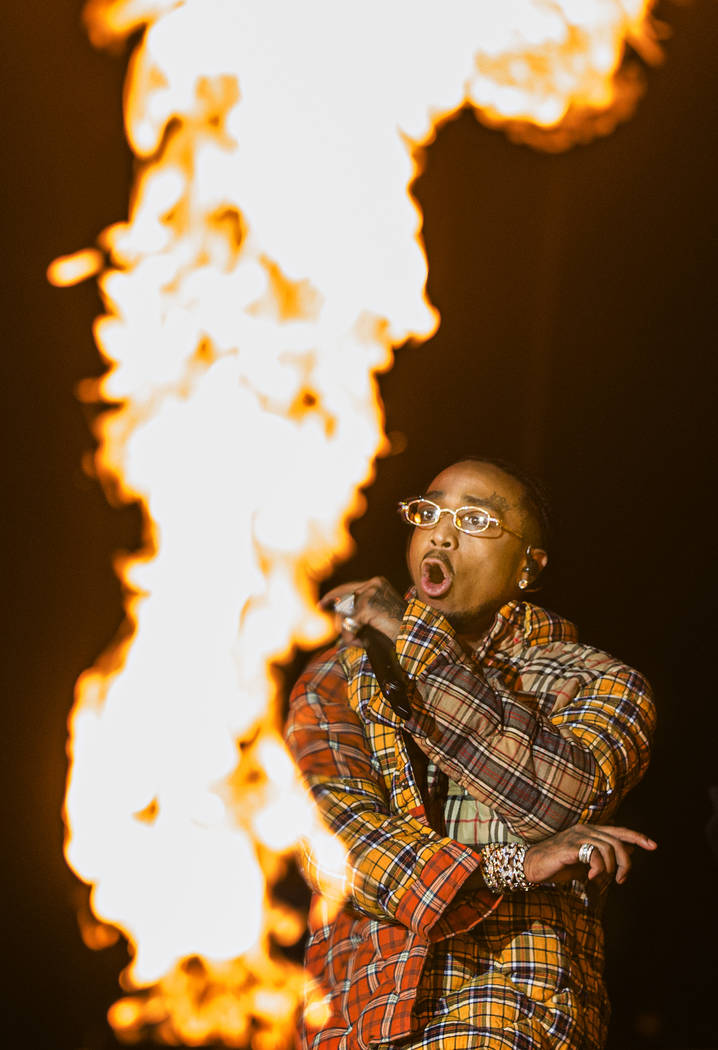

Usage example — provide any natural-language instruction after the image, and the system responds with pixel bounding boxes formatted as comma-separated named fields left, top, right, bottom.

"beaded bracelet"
left=480, top=842, right=538, bottom=893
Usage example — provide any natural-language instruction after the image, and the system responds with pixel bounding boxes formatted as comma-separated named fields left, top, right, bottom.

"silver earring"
left=518, top=578, right=528, bottom=590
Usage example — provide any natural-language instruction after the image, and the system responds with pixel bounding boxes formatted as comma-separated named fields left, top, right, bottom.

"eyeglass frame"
left=397, top=496, right=529, bottom=545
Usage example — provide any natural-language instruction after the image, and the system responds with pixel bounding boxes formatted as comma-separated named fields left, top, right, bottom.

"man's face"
left=406, top=460, right=544, bottom=639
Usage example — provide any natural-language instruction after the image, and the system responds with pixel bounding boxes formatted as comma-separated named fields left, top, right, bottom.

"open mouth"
left=420, top=556, right=453, bottom=598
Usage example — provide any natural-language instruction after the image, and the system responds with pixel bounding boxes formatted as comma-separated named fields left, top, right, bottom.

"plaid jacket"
left=286, top=598, right=655, bottom=1050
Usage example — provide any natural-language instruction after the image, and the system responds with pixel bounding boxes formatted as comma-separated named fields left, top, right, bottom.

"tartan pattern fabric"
left=443, top=782, right=523, bottom=848
left=286, top=598, right=655, bottom=1050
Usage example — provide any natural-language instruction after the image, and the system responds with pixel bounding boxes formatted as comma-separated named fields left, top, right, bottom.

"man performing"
left=286, top=457, right=656, bottom=1050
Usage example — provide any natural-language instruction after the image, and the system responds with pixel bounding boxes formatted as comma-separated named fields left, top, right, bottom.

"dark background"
left=4, top=1, right=717, bottom=1048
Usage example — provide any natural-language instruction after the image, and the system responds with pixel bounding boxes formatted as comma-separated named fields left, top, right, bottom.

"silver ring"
left=578, top=842, right=595, bottom=865
left=334, top=593, right=356, bottom=617
left=342, top=615, right=361, bottom=634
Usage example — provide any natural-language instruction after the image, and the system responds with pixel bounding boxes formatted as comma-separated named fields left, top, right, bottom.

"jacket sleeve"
left=396, top=599, right=656, bottom=840
left=285, top=648, right=501, bottom=939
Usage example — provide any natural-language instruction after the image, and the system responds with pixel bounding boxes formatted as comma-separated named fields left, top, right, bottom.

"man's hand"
left=320, top=577, right=408, bottom=643
left=524, top=823, right=657, bottom=886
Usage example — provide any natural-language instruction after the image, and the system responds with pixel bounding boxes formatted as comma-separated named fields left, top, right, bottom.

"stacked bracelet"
left=480, top=842, right=538, bottom=893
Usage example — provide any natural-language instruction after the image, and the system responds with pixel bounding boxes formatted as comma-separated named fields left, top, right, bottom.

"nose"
left=429, top=509, right=459, bottom=548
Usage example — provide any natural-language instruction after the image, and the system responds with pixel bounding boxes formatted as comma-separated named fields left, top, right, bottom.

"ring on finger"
left=342, top=615, right=361, bottom=634
left=334, top=593, right=356, bottom=616
left=578, top=842, right=595, bottom=865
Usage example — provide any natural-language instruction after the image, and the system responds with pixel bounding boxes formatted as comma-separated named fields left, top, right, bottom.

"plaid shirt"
left=286, top=597, right=655, bottom=1050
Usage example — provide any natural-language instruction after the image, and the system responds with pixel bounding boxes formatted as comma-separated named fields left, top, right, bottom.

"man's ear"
left=529, top=548, right=548, bottom=578
left=521, top=547, right=548, bottom=591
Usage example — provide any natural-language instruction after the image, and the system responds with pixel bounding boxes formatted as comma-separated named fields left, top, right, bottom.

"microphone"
left=332, top=594, right=412, bottom=720
left=354, top=623, right=412, bottom=721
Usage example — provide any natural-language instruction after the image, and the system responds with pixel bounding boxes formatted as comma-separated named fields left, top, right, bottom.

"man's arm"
left=396, top=599, right=656, bottom=841
left=285, top=648, right=500, bottom=939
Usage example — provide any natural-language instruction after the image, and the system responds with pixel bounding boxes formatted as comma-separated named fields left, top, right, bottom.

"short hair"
left=443, top=455, right=552, bottom=549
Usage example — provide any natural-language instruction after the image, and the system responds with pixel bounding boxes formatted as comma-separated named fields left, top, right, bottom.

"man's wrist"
left=480, top=843, right=538, bottom=894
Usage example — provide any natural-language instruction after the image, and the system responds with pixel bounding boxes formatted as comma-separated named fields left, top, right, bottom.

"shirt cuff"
left=392, top=838, right=501, bottom=940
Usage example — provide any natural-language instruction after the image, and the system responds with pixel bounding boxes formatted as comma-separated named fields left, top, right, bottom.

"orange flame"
left=47, top=248, right=105, bottom=287
left=62, top=0, right=659, bottom=1044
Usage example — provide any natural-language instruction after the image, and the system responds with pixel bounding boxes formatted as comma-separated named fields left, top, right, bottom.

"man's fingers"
left=320, top=580, right=381, bottom=614
left=586, top=851, right=605, bottom=880
left=589, top=841, right=615, bottom=880
left=319, top=581, right=366, bottom=610
left=596, top=830, right=653, bottom=884
left=613, top=841, right=634, bottom=884
left=527, top=824, right=656, bottom=888
left=598, top=834, right=636, bottom=882
left=575, top=826, right=657, bottom=852
left=597, top=827, right=657, bottom=850
left=588, top=839, right=633, bottom=883
left=574, top=825, right=656, bottom=884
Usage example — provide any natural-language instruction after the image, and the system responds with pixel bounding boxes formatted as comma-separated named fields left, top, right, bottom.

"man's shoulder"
left=521, top=601, right=579, bottom=647
left=518, top=603, right=652, bottom=696
left=289, top=643, right=356, bottom=711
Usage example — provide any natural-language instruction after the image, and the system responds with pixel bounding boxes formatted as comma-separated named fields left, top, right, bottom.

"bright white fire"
left=57, top=0, right=658, bottom=1043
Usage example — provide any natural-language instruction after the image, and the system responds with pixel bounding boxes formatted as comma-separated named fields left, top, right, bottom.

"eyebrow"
left=424, top=489, right=510, bottom=515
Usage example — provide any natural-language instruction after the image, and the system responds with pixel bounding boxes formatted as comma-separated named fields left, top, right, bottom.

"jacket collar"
left=474, top=599, right=578, bottom=661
